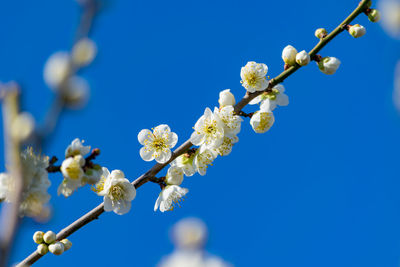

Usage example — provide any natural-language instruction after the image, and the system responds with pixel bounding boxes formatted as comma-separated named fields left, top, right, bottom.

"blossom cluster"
left=33, top=230, right=72, bottom=256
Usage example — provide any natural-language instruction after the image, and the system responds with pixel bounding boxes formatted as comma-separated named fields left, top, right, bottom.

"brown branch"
left=16, top=0, right=372, bottom=265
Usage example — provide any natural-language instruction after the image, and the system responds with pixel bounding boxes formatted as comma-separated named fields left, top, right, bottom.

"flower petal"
left=140, top=147, right=154, bottom=161
left=167, top=132, right=178, bottom=148
left=155, top=150, right=171, bottom=164
left=137, top=129, right=152, bottom=145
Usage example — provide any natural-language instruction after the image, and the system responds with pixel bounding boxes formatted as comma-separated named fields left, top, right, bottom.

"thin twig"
left=17, top=0, right=372, bottom=265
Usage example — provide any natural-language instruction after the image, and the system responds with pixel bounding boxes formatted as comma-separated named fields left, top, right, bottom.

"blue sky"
left=1, top=0, right=400, bottom=266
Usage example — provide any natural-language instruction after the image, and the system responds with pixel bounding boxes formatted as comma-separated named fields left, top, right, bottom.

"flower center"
left=66, top=160, right=82, bottom=180
left=203, top=120, right=217, bottom=136
left=256, top=112, right=273, bottom=132
left=110, top=185, right=124, bottom=201
left=246, top=73, right=258, bottom=86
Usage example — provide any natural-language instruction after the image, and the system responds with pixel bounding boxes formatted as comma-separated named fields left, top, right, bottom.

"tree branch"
left=16, top=0, right=372, bottom=265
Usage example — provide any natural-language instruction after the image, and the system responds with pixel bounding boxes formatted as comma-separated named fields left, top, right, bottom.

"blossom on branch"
left=138, top=124, right=178, bottom=164
left=249, top=84, right=289, bottom=111
left=250, top=110, right=275, bottom=134
left=240, top=61, right=269, bottom=93
left=58, top=155, right=85, bottom=197
left=165, top=166, right=184, bottom=186
left=154, top=185, right=188, bottom=212
left=193, top=149, right=218, bottom=176
left=317, top=57, right=341, bottom=75
left=218, top=89, right=236, bottom=107
left=282, top=45, right=298, bottom=66
left=65, top=138, right=91, bottom=158
left=190, top=108, right=224, bottom=151
left=171, top=153, right=196, bottom=177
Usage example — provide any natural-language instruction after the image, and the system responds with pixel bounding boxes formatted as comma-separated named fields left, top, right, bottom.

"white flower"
left=171, top=153, right=196, bottom=177
left=190, top=108, right=224, bottom=151
left=249, top=84, right=289, bottom=111
left=240, top=61, right=269, bottom=93
left=172, top=218, right=207, bottom=249
left=315, top=28, right=327, bottom=39
left=165, top=166, right=184, bottom=186
left=250, top=110, right=275, bottom=133
left=71, top=38, right=97, bottom=67
left=214, top=106, right=243, bottom=136
left=282, top=45, right=298, bottom=66
left=379, top=0, right=400, bottom=39
left=213, top=135, right=238, bottom=156
left=218, top=89, right=236, bottom=107
left=43, top=51, right=71, bottom=89
left=193, top=149, right=217, bottom=176
left=82, top=164, right=102, bottom=185
left=349, top=24, right=366, bottom=38
left=65, top=138, right=91, bottom=158
left=368, top=9, right=381, bottom=22
left=138, top=124, right=178, bottom=164
left=11, top=112, right=35, bottom=141
left=295, top=50, right=310, bottom=66
left=58, top=155, right=85, bottom=197
left=154, top=185, right=188, bottom=212
left=318, top=57, right=341, bottom=75
left=96, top=168, right=136, bottom=215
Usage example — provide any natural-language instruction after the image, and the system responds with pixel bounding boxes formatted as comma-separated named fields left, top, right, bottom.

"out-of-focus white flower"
left=249, top=84, right=289, bottom=111
left=193, top=149, right=217, bottom=176
left=58, top=155, right=85, bottom=197
left=48, top=241, right=64, bottom=256
left=368, top=8, right=381, bottom=22
left=190, top=108, right=224, bottom=151
left=0, top=173, right=12, bottom=202
left=214, top=106, right=243, bottom=136
left=315, top=28, right=328, bottom=39
left=295, top=50, right=310, bottom=66
left=213, top=135, right=238, bottom=156
left=11, top=112, right=35, bottom=141
left=349, top=24, right=366, bottom=38
left=165, top=166, right=184, bottom=186
left=65, top=138, right=91, bottom=158
left=218, top=89, right=236, bottom=107
left=95, top=167, right=136, bottom=215
left=71, top=38, right=97, bottom=67
left=379, top=0, right=400, bottom=39
left=172, top=218, right=208, bottom=249
left=240, top=61, right=269, bottom=93
left=282, top=45, right=298, bottom=66
left=44, top=52, right=71, bottom=89
left=318, top=57, right=341, bottom=75
left=171, top=153, right=196, bottom=177
left=250, top=110, right=275, bottom=133
left=154, top=185, right=188, bottom=212
left=138, top=124, right=178, bottom=164
left=63, top=76, right=90, bottom=109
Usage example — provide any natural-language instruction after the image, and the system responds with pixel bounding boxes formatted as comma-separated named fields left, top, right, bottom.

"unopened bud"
left=11, top=112, right=35, bottom=141
left=318, top=57, right=341, bottom=75
left=48, top=241, right=64, bottom=255
left=281, top=45, right=298, bottom=66
left=349, top=24, right=366, bottom=38
left=368, top=9, right=381, bottom=22
left=43, top=52, right=71, bottom=89
left=43, top=231, right=56, bottom=244
left=315, top=28, right=327, bottom=39
left=295, top=50, right=310, bottom=66
left=63, top=76, right=90, bottom=109
left=218, top=89, right=236, bottom=107
left=36, top=244, right=49, bottom=255
left=33, top=231, right=44, bottom=244
left=60, top=239, right=72, bottom=251
left=71, top=38, right=97, bottom=67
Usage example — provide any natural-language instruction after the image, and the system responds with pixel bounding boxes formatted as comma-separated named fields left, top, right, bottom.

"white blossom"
left=154, top=185, right=188, bottom=212
left=82, top=164, right=102, bottom=185
left=240, top=61, right=269, bottom=93
left=193, top=149, right=218, bottom=176
left=282, top=45, right=298, bottom=66
left=318, top=57, right=341, bottom=75
left=65, top=138, right=91, bottom=158
left=58, top=155, right=85, bottom=197
left=172, top=218, right=207, bottom=249
left=171, top=153, right=196, bottom=177
left=249, top=84, right=289, bottom=111
left=43, top=51, right=71, bottom=89
left=250, top=110, right=275, bottom=133
left=138, top=124, right=178, bottom=164
left=213, top=135, right=238, bottom=156
left=95, top=167, right=136, bottom=215
left=71, top=38, right=97, bottom=67
left=214, top=106, right=243, bottom=136
left=218, top=89, right=235, bottom=107
left=11, top=112, right=35, bottom=141
left=295, top=50, right=310, bottom=66
left=190, top=108, right=224, bottom=152
left=63, top=76, right=90, bottom=109
left=349, top=24, right=366, bottom=38
left=165, top=166, right=184, bottom=186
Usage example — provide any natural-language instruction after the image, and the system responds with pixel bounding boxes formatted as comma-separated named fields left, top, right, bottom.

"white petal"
left=277, top=93, right=289, bottom=106
left=260, top=100, right=273, bottom=112
left=154, top=194, right=162, bottom=211
left=154, top=124, right=170, bottom=135
left=114, top=201, right=131, bottom=215
left=140, top=147, right=154, bottom=161
left=249, top=95, right=262, bottom=105
left=190, top=132, right=204, bottom=146
left=155, top=150, right=171, bottom=164
left=103, top=197, right=113, bottom=212
left=167, top=132, right=178, bottom=148
left=138, top=129, right=152, bottom=145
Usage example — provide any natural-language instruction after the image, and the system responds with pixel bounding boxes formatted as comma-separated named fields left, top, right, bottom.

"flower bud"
left=250, top=110, right=275, bottom=133
left=218, top=89, right=235, bottom=107
left=295, top=50, right=310, bottom=66
left=60, top=239, right=72, bottom=251
left=43, top=52, right=71, bottom=89
left=43, top=231, right=56, bottom=244
left=36, top=244, right=49, bottom=255
left=63, top=76, right=90, bottom=109
left=48, top=241, right=65, bottom=255
left=11, top=112, right=35, bottom=142
left=282, top=45, right=298, bottom=66
left=165, top=166, right=184, bottom=186
left=33, top=231, right=44, bottom=244
left=368, top=9, right=381, bottom=22
left=317, top=57, right=341, bottom=75
left=71, top=38, right=97, bottom=67
left=349, top=24, right=366, bottom=38
left=315, top=28, right=327, bottom=39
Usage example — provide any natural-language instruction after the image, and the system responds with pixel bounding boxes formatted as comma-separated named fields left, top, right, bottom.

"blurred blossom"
left=158, top=218, right=232, bottom=267
left=72, top=38, right=97, bottom=67
left=11, top=112, right=35, bottom=142
left=63, top=76, right=90, bottom=109
left=379, top=0, right=400, bottom=39
left=393, top=60, right=400, bottom=111
left=43, top=51, right=71, bottom=89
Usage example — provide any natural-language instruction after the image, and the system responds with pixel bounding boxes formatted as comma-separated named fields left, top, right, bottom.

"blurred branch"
left=17, top=0, right=372, bottom=265
left=0, top=84, right=24, bottom=267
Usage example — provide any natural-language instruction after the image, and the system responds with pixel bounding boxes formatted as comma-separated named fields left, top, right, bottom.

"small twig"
left=237, top=111, right=254, bottom=118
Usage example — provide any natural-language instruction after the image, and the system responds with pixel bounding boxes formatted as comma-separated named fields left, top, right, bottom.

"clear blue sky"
left=1, top=0, right=400, bottom=266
